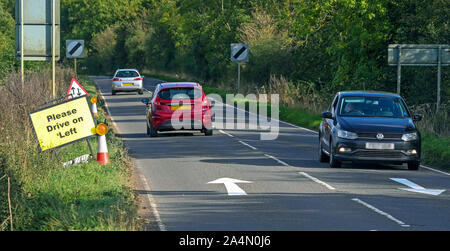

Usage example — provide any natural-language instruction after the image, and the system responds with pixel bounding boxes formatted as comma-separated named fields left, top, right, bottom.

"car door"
left=322, top=94, right=339, bottom=150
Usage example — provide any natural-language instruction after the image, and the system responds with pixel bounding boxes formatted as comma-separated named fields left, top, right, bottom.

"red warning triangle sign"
left=66, top=78, right=90, bottom=100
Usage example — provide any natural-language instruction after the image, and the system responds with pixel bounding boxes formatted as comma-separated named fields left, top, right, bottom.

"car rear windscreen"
left=116, top=71, right=139, bottom=78
left=158, top=88, right=202, bottom=100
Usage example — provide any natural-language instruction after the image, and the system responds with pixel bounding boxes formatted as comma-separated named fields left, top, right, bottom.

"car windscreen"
left=338, top=96, right=410, bottom=118
left=158, top=88, right=202, bottom=100
left=115, top=71, right=139, bottom=78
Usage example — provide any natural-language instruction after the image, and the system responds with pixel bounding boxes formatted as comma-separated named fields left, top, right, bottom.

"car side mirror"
left=413, top=114, right=422, bottom=121
left=322, top=111, right=333, bottom=119
left=208, top=98, right=215, bottom=107
left=141, top=98, right=150, bottom=105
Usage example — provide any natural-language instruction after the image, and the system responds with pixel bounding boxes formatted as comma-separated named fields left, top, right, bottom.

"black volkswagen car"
left=319, top=91, right=422, bottom=170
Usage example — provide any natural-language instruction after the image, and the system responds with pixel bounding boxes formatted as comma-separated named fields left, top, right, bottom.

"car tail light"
left=134, top=77, right=142, bottom=81
left=113, top=78, right=120, bottom=81
left=153, top=97, right=163, bottom=111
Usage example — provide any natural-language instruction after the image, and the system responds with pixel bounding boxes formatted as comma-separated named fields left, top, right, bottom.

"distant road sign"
left=15, top=0, right=60, bottom=61
left=231, top=43, right=249, bottom=62
left=29, top=96, right=96, bottom=152
left=388, top=44, right=450, bottom=66
left=66, top=78, right=89, bottom=99
left=66, top=40, right=85, bottom=58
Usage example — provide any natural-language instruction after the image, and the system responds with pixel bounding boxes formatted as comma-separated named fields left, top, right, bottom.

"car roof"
left=159, top=82, right=201, bottom=89
left=338, top=91, right=400, bottom=98
left=115, top=69, right=140, bottom=72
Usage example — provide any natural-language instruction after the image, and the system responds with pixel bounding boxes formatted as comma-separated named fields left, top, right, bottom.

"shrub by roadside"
left=0, top=70, right=140, bottom=230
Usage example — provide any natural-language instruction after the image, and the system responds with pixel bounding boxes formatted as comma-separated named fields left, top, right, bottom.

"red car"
left=141, top=82, right=213, bottom=137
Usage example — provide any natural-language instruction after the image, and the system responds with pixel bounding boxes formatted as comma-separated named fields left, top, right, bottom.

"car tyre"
left=329, top=141, right=341, bottom=168
left=147, top=122, right=158, bottom=137
left=203, top=126, right=213, bottom=136
left=112, top=90, right=116, bottom=95
left=407, top=161, right=419, bottom=171
left=138, top=89, right=144, bottom=95
left=318, top=135, right=329, bottom=163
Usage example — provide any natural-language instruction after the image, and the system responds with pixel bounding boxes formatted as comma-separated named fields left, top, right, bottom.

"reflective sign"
left=29, top=96, right=97, bottom=152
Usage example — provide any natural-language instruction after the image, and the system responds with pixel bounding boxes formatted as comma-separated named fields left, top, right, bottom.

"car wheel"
left=329, top=142, right=341, bottom=168
left=138, top=89, right=144, bottom=95
left=112, top=90, right=116, bottom=95
left=318, top=136, right=329, bottom=163
left=204, top=128, right=213, bottom=136
left=407, top=161, right=419, bottom=171
left=148, top=122, right=158, bottom=137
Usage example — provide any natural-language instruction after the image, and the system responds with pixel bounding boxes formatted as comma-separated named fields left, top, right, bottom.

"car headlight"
left=402, top=132, right=418, bottom=141
left=337, top=129, right=358, bottom=140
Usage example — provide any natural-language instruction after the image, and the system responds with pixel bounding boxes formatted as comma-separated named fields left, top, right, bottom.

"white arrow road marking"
left=208, top=178, right=252, bottom=196
left=390, top=178, right=446, bottom=196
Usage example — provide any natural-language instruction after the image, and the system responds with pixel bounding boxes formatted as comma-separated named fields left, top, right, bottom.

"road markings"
left=420, top=165, right=450, bottom=176
left=208, top=178, right=252, bottom=196
left=299, top=172, right=336, bottom=191
left=390, top=178, right=446, bottom=196
left=352, top=198, right=410, bottom=228
left=139, top=174, right=167, bottom=231
left=219, top=129, right=234, bottom=138
left=238, top=140, right=257, bottom=150
left=264, top=154, right=290, bottom=167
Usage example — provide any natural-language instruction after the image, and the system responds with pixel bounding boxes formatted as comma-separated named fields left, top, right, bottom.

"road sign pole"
left=237, top=63, right=241, bottom=94
left=437, top=45, right=442, bottom=113
left=397, top=45, right=402, bottom=95
left=74, top=58, right=77, bottom=78
left=52, top=0, right=56, bottom=99
left=20, top=0, right=24, bottom=92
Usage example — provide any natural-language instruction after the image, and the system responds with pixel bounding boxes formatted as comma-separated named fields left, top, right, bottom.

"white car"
left=111, top=69, right=144, bottom=95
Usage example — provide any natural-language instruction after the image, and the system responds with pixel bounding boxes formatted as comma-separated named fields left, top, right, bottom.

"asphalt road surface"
left=91, top=76, right=450, bottom=231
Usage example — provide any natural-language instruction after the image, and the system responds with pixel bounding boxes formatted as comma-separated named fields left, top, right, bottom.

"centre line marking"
left=219, top=130, right=234, bottom=138
left=238, top=140, right=257, bottom=150
left=264, top=154, right=290, bottom=167
left=352, top=198, right=410, bottom=228
left=299, top=172, right=336, bottom=191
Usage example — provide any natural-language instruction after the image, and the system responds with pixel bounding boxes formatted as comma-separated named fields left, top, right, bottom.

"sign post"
left=66, top=40, right=85, bottom=77
left=388, top=44, right=450, bottom=113
left=231, top=43, right=249, bottom=94
left=15, top=0, right=60, bottom=98
left=29, top=96, right=97, bottom=152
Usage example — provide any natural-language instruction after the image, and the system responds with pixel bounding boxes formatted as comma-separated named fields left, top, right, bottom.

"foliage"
left=0, top=3, right=15, bottom=80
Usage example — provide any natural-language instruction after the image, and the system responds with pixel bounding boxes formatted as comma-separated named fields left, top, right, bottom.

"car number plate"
left=365, top=143, right=395, bottom=150
left=123, top=83, right=133, bottom=86
left=171, top=105, right=191, bottom=111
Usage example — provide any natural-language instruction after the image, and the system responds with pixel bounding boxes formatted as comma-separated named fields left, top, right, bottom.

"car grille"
left=355, top=151, right=405, bottom=159
left=357, top=133, right=403, bottom=139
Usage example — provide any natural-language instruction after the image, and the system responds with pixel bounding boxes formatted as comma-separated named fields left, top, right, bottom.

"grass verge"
left=0, top=71, right=140, bottom=230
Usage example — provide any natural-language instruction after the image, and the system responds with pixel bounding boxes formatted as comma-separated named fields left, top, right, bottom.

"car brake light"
left=113, top=78, right=120, bottom=81
left=134, top=77, right=142, bottom=81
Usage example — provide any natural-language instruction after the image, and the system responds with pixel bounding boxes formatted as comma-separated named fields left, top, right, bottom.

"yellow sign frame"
left=29, top=95, right=97, bottom=152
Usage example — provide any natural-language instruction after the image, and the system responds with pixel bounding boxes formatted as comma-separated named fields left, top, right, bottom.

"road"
left=91, top=76, right=450, bottom=231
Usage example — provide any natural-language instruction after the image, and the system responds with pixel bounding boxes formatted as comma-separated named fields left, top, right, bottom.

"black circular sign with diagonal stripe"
left=231, top=43, right=249, bottom=62
left=66, top=40, right=85, bottom=58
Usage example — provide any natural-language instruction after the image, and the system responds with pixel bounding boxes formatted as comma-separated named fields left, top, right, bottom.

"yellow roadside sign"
left=29, top=96, right=97, bottom=152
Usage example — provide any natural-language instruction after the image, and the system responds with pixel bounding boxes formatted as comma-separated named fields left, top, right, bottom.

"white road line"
left=264, top=154, right=290, bottom=167
left=299, top=172, right=336, bottom=191
left=421, top=165, right=450, bottom=176
left=215, top=99, right=319, bottom=135
left=351, top=198, right=410, bottom=228
left=139, top=174, right=167, bottom=231
left=238, top=140, right=257, bottom=150
left=219, top=129, right=234, bottom=138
